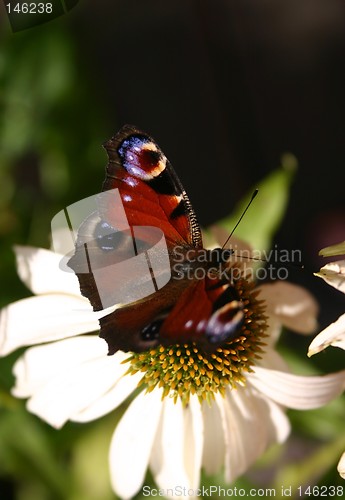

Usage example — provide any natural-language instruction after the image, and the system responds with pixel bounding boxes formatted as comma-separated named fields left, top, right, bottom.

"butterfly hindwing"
left=99, top=274, right=244, bottom=353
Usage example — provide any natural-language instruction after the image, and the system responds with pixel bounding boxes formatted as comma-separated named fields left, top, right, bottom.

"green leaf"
left=273, top=433, right=345, bottom=491
left=69, top=415, right=120, bottom=500
left=216, top=154, right=297, bottom=252
left=0, top=409, right=70, bottom=498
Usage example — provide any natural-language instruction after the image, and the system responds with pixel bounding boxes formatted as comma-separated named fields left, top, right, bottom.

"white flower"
left=308, top=242, right=345, bottom=356
left=338, top=452, right=345, bottom=480
left=308, top=242, right=345, bottom=480
left=1, top=246, right=345, bottom=499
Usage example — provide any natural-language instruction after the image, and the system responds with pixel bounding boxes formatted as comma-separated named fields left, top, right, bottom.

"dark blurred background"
left=1, top=0, right=345, bottom=316
left=1, top=1, right=345, bottom=498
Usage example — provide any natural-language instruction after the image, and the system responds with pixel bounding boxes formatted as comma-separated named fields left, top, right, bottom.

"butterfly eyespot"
left=117, top=135, right=166, bottom=180
left=141, top=149, right=161, bottom=167
left=206, top=301, right=244, bottom=344
left=95, top=220, right=124, bottom=252
left=141, top=317, right=166, bottom=342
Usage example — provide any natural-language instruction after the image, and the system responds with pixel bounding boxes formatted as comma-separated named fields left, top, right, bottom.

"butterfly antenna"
left=221, top=189, right=258, bottom=250
left=221, top=189, right=304, bottom=270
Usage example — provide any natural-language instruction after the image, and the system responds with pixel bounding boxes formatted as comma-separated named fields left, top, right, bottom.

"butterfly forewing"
left=102, top=125, right=203, bottom=249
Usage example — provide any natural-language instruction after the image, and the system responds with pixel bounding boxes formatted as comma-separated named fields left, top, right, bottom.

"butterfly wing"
left=100, top=274, right=244, bottom=353
left=68, top=125, right=202, bottom=312
left=101, top=124, right=202, bottom=248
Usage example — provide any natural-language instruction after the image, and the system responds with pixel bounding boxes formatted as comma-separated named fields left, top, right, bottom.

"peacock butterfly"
left=68, top=125, right=244, bottom=354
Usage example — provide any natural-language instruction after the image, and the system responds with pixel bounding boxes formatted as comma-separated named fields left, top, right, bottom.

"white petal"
left=17, top=339, right=129, bottom=428
left=12, top=336, right=108, bottom=397
left=202, top=395, right=226, bottom=475
left=315, top=260, right=345, bottom=293
left=0, top=295, right=98, bottom=355
left=14, top=246, right=81, bottom=296
left=150, top=397, right=186, bottom=487
left=150, top=397, right=197, bottom=497
left=220, top=387, right=290, bottom=483
left=222, top=387, right=270, bottom=481
left=148, top=396, right=203, bottom=499
left=182, top=397, right=203, bottom=493
left=26, top=361, right=122, bottom=428
left=109, top=389, right=163, bottom=500
left=308, top=313, right=345, bottom=356
left=258, top=281, right=318, bottom=334
left=253, top=316, right=289, bottom=372
left=71, top=370, right=143, bottom=423
left=249, top=366, right=345, bottom=409
left=262, top=398, right=291, bottom=444
left=264, top=318, right=283, bottom=347
left=337, top=451, right=345, bottom=479
left=256, top=345, right=290, bottom=372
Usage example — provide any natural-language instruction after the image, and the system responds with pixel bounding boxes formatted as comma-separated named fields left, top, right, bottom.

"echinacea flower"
left=308, top=242, right=345, bottom=355
left=1, top=245, right=345, bottom=499
left=308, top=241, right=345, bottom=479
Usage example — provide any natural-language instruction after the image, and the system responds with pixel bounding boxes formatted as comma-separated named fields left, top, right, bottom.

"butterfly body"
left=68, top=125, right=244, bottom=354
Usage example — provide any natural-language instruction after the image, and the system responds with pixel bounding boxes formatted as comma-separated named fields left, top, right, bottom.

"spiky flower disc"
left=125, top=277, right=268, bottom=405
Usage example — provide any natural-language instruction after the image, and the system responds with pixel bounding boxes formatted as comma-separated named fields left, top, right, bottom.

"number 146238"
left=298, top=485, right=343, bottom=497
left=6, top=3, right=53, bottom=14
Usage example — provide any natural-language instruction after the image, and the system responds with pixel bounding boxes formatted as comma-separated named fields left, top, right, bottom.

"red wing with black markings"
left=101, top=124, right=203, bottom=249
